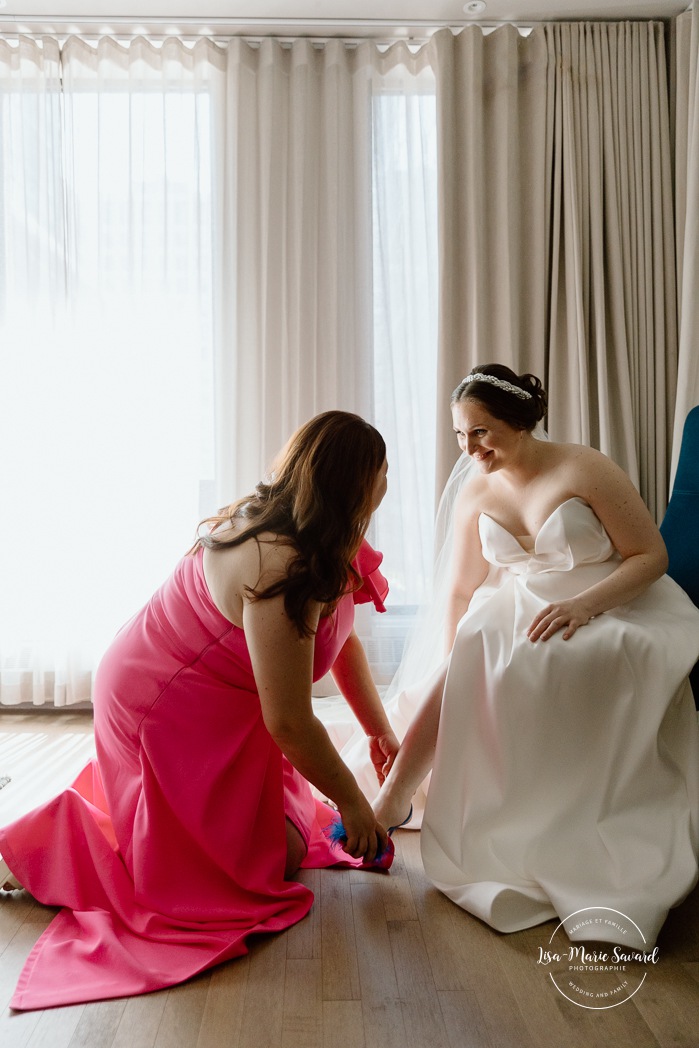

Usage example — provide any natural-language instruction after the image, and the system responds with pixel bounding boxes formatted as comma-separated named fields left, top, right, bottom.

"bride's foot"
left=373, top=789, right=413, bottom=835
left=0, top=857, right=22, bottom=892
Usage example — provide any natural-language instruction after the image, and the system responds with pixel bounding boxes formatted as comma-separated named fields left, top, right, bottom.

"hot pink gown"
left=0, top=541, right=388, bottom=1011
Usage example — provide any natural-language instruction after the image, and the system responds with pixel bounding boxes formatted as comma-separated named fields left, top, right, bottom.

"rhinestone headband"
left=462, top=373, right=533, bottom=400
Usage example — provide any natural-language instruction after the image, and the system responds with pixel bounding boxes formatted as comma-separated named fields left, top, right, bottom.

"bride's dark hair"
left=451, top=363, right=547, bottom=431
left=191, top=410, right=386, bottom=636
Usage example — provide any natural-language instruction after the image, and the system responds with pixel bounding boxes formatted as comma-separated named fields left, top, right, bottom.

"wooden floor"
left=1, top=712, right=699, bottom=1048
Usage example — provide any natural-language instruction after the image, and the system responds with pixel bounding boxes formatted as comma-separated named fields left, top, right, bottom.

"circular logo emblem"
left=535, top=907, right=659, bottom=1009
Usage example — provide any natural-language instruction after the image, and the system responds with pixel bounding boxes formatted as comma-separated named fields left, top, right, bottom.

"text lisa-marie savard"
left=537, top=945, right=659, bottom=970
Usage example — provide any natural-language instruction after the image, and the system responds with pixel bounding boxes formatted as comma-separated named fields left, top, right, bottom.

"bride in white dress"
left=367, top=364, right=699, bottom=948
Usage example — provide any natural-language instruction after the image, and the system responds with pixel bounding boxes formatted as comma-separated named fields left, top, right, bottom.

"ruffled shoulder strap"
left=351, top=539, right=388, bottom=613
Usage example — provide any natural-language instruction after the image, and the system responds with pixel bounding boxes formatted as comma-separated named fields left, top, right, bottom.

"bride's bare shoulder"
left=454, top=473, right=489, bottom=520
left=554, top=442, right=616, bottom=472
left=549, top=443, right=635, bottom=504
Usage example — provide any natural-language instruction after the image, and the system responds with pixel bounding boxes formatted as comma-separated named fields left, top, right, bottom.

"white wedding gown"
left=420, top=497, right=699, bottom=948
left=317, top=496, right=699, bottom=948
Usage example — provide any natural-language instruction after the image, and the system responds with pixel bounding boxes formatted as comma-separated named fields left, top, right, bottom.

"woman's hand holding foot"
left=337, top=795, right=389, bottom=863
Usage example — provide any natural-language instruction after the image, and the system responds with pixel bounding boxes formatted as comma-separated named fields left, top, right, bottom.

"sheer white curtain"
left=0, top=36, right=221, bottom=705
left=370, top=54, right=438, bottom=609
left=0, top=34, right=438, bottom=704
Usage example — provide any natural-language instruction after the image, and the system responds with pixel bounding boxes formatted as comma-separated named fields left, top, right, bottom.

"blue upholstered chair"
left=660, top=405, right=699, bottom=708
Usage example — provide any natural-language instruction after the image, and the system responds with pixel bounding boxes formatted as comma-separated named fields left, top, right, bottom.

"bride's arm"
left=527, top=447, right=668, bottom=642
left=444, top=488, right=490, bottom=652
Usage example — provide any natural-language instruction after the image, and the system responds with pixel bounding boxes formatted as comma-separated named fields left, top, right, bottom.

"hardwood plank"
left=433, top=889, right=538, bottom=1048
left=153, top=973, right=210, bottom=1048
left=0, top=918, right=54, bottom=1015
left=349, top=883, right=399, bottom=1002
left=401, top=830, right=536, bottom=1047
left=631, top=959, right=699, bottom=1048
left=282, top=958, right=322, bottom=1048
left=684, top=960, right=699, bottom=985
left=438, top=990, right=493, bottom=1048
left=400, top=831, right=477, bottom=993
left=322, top=1000, right=364, bottom=1048
left=110, top=990, right=169, bottom=1048
left=491, top=921, right=593, bottom=1048
left=0, top=892, right=46, bottom=952
left=23, top=1004, right=85, bottom=1048
left=379, top=833, right=418, bottom=923
left=238, top=933, right=287, bottom=1047
left=555, top=1001, right=661, bottom=1048
left=491, top=922, right=658, bottom=1048
left=196, top=957, right=249, bottom=1048
left=286, top=868, right=321, bottom=961
left=350, top=882, right=407, bottom=1048
left=320, top=871, right=360, bottom=1001
left=0, top=1006, right=42, bottom=1048
left=387, top=920, right=450, bottom=1048
left=67, top=999, right=127, bottom=1048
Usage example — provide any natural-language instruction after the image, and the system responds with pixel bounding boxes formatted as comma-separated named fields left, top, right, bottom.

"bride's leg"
left=372, top=661, right=447, bottom=830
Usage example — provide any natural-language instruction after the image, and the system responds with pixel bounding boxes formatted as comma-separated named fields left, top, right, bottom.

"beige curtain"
left=216, top=39, right=371, bottom=501
left=546, top=22, right=676, bottom=518
left=430, top=23, right=677, bottom=519
left=672, top=9, right=699, bottom=480
left=216, top=38, right=432, bottom=503
left=428, top=26, right=551, bottom=497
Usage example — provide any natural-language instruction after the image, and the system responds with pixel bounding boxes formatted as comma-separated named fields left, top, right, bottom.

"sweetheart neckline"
left=479, top=496, right=591, bottom=550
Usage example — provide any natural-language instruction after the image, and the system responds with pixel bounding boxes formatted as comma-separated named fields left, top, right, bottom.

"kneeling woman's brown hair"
left=192, top=411, right=386, bottom=636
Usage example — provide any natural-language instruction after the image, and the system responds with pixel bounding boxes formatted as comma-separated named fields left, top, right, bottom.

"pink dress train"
left=0, top=541, right=388, bottom=1011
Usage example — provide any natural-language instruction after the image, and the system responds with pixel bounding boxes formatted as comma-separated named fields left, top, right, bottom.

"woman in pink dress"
left=0, top=410, right=399, bottom=1011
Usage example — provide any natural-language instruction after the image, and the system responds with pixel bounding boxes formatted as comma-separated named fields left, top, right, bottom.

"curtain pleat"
left=672, top=9, right=699, bottom=480
left=430, top=22, right=676, bottom=518
left=548, top=21, right=676, bottom=518
left=218, top=38, right=377, bottom=501
left=217, top=37, right=438, bottom=617
left=428, top=26, right=551, bottom=497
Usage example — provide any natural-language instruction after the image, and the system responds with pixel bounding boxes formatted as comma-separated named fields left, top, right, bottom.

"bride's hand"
left=527, top=598, right=594, bottom=642
left=367, top=730, right=400, bottom=785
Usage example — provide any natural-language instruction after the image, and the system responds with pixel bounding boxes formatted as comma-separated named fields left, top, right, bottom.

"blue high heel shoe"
left=389, top=805, right=414, bottom=834
left=323, top=804, right=413, bottom=871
